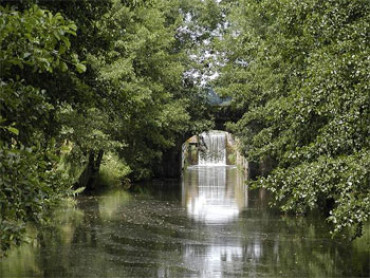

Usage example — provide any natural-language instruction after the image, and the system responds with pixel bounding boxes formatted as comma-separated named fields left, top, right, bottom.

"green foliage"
left=0, top=4, right=80, bottom=143
left=218, top=0, right=370, bottom=238
left=0, top=142, right=70, bottom=253
left=0, top=0, right=221, bottom=254
left=0, top=5, right=77, bottom=74
left=84, top=0, right=193, bottom=180
left=258, top=151, right=370, bottom=239
left=0, top=4, right=79, bottom=255
left=98, top=152, right=131, bottom=188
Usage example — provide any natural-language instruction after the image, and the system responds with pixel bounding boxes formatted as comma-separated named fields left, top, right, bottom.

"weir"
left=182, top=130, right=242, bottom=170
left=198, top=131, right=227, bottom=166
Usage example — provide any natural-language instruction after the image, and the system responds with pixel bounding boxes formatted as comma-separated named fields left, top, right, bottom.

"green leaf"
left=73, top=187, right=86, bottom=195
left=23, top=52, right=31, bottom=59
left=60, top=62, right=68, bottom=72
left=61, top=37, right=71, bottom=49
left=76, top=63, right=86, bottom=73
left=60, top=145, right=71, bottom=152
left=7, top=127, right=19, bottom=136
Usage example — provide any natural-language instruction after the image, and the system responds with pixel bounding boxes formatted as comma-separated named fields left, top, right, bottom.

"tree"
left=0, top=4, right=82, bottom=253
left=218, top=0, right=370, bottom=239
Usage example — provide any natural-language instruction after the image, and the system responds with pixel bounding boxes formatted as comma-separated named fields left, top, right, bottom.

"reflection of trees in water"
left=1, top=184, right=369, bottom=277
left=181, top=167, right=369, bottom=277
left=34, top=198, right=100, bottom=277
left=34, top=191, right=142, bottom=277
left=236, top=211, right=369, bottom=277
left=25, top=202, right=86, bottom=277
left=179, top=210, right=369, bottom=277
left=72, top=197, right=100, bottom=247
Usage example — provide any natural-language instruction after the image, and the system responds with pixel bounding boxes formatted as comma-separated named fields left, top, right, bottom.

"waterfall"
left=198, top=131, right=227, bottom=166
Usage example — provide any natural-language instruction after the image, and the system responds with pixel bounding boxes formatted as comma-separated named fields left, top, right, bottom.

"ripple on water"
left=0, top=167, right=369, bottom=278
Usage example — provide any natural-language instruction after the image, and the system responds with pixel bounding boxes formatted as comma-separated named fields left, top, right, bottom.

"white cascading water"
left=198, top=131, right=227, bottom=166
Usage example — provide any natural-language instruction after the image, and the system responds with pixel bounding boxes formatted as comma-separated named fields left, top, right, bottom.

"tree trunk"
left=77, top=149, right=104, bottom=191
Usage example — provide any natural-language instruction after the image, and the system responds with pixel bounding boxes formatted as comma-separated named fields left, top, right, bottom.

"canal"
left=1, top=131, right=369, bottom=277
left=0, top=164, right=369, bottom=277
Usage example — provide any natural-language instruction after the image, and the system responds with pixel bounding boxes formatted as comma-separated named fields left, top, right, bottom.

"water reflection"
left=184, top=166, right=245, bottom=223
left=181, top=166, right=264, bottom=277
left=0, top=168, right=369, bottom=277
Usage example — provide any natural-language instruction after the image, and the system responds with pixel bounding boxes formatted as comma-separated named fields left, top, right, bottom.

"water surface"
left=1, top=166, right=369, bottom=277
